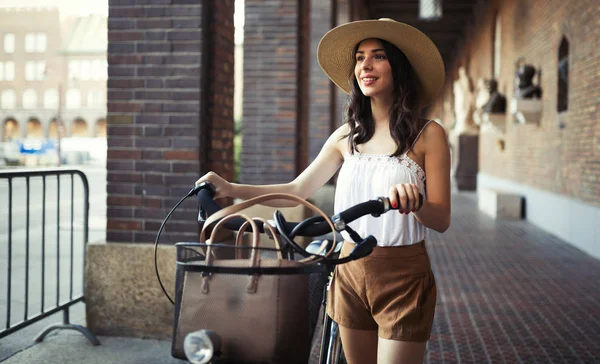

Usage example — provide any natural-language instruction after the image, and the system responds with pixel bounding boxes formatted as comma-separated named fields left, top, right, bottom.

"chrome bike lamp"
left=184, top=330, right=221, bottom=364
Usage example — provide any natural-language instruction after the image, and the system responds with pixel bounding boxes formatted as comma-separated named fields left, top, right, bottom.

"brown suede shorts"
left=326, top=240, right=437, bottom=342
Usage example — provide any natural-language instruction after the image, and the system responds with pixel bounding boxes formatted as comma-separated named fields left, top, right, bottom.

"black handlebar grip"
left=196, top=182, right=220, bottom=221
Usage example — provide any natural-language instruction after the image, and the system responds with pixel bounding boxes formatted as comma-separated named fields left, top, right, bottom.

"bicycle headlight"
left=184, top=329, right=220, bottom=364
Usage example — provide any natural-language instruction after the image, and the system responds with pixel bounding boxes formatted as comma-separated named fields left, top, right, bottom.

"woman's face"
left=354, top=38, right=394, bottom=99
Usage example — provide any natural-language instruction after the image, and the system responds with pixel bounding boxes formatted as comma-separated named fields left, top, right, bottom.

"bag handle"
left=204, top=213, right=261, bottom=266
left=201, top=213, right=261, bottom=294
left=201, top=193, right=336, bottom=261
left=235, top=217, right=284, bottom=260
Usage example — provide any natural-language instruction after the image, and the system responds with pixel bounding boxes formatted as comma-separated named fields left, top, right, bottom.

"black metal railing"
left=0, top=168, right=99, bottom=345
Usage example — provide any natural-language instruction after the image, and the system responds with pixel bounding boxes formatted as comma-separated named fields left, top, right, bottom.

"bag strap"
left=235, top=217, right=284, bottom=260
left=201, top=193, right=336, bottom=261
left=204, top=213, right=260, bottom=267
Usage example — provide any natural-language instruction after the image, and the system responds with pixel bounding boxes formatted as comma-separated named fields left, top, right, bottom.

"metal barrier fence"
left=0, top=168, right=99, bottom=345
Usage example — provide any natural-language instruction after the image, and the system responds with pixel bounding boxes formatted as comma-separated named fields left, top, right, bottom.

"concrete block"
left=85, top=242, right=177, bottom=339
left=478, top=188, right=523, bottom=219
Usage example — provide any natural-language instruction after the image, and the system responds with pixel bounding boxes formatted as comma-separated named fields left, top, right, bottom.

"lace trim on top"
left=345, top=152, right=426, bottom=182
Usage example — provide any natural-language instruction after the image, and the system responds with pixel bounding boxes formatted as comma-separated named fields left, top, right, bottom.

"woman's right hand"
left=195, top=172, right=232, bottom=199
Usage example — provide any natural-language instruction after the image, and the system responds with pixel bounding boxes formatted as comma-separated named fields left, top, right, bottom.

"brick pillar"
left=106, top=0, right=234, bottom=244
left=335, top=0, right=351, bottom=124
left=308, top=0, right=334, bottom=163
left=242, top=0, right=305, bottom=184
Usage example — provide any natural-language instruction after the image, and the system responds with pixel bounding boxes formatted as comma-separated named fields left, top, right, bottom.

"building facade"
left=0, top=8, right=107, bottom=142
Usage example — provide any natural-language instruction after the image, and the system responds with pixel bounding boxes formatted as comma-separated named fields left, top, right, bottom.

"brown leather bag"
left=171, top=193, right=336, bottom=363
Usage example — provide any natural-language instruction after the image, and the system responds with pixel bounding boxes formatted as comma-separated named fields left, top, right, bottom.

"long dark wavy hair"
left=344, top=38, right=425, bottom=157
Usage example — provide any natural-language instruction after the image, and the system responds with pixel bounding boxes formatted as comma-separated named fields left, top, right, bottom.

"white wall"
left=478, top=173, right=600, bottom=260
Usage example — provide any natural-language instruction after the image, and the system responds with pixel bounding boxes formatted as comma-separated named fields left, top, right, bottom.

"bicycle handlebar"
left=156, top=182, right=424, bottom=305
left=194, top=182, right=423, bottom=237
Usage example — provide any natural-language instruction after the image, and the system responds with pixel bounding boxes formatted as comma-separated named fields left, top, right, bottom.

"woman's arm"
left=413, top=122, right=451, bottom=232
left=195, top=124, right=349, bottom=207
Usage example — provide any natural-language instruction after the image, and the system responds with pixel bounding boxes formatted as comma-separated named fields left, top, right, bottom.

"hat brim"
left=317, top=19, right=445, bottom=107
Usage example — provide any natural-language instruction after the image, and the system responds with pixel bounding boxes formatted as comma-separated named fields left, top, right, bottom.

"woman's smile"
left=361, top=74, right=379, bottom=86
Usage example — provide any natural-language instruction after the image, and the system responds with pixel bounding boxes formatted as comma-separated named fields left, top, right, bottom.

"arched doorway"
left=95, top=118, right=107, bottom=137
left=2, top=118, right=19, bottom=141
left=48, top=118, right=65, bottom=139
left=71, top=117, right=88, bottom=137
left=26, top=118, right=44, bottom=139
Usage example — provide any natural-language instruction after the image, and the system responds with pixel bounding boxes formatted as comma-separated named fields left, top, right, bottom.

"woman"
left=196, top=18, right=451, bottom=364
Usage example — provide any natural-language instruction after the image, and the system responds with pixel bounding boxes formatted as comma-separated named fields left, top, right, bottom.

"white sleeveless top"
left=333, top=123, right=431, bottom=247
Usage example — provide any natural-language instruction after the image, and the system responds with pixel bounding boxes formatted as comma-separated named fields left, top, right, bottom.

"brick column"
left=106, top=0, right=234, bottom=244
left=241, top=0, right=305, bottom=184
left=335, top=0, right=351, bottom=124
left=308, top=0, right=334, bottom=163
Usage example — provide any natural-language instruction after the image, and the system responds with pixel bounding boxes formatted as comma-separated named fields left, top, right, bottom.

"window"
left=66, top=89, right=81, bottom=109
left=557, top=36, right=569, bottom=113
left=25, top=33, right=47, bottom=53
left=5, top=62, right=15, bottom=80
left=4, top=33, right=15, bottom=53
left=22, top=89, right=38, bottom=108
left=0, top=62, right=15, bottom=81
left=70, top=60, right=106, bottom=81
left=25, top=62, right=35, bottom=80
left=36, top=34, right=47, bottom=53
left=1, top=90, right=16, bottom=109
left=92, top=60, right=102, bottom=80
left=25, top=33, right=36, bottom=53
left=80, top=60, right=91, bottom=81
left=419, top=0, right=442, bottom=20
left=44, top=89, right=59, bottom=109
left=87, top=89, right=105, bottom=108
left=68, top=60, right=80, bottom=80
left=25, top=61, right=46, bottom=81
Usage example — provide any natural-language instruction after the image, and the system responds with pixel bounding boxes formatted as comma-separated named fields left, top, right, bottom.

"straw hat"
left=317, top=18, right=445, bottom=107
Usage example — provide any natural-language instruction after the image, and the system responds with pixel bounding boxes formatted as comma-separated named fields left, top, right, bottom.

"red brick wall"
left=309, top=0, right=333, bottom=162
left=106, top=0, right=234, bottom=243
left=241, top=0, right=301, bottom=184
left=208, top=0, right=236, bottom=182
left=429, top=0, right=600, bottom=207
left=335, top=0, right=351, bottom=131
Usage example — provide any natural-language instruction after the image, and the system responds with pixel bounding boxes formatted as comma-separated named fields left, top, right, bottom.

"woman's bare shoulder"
left=330, top=123, right=351, bottom=154
left=421, top=120, right=449, bottom=155
left=422, top=120, right=448, bottom=141
left=332, top=122, right=351, bottom=137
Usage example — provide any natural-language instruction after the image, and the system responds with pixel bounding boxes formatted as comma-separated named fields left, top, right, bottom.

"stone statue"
left=452, top=67, right=477, bottom=135
left=515, top=64, right=542, bottom=99
left=482, top=79, right=506, bottom=113
left=449, top=66, right=479, bottom=191
left=473, top=78, right=489, bottom=126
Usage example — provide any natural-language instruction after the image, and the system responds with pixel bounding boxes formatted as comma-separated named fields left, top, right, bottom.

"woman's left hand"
left=388, top=183, right=420, bottom=214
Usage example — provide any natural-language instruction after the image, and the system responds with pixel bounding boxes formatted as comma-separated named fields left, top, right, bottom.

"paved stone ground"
left=423, top=192, right=600, bottom=364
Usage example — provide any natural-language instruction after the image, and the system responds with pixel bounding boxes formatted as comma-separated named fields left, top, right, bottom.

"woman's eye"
left=356, top=56, right=364, bottom=61
left=375, top=54, right=386, bottom=60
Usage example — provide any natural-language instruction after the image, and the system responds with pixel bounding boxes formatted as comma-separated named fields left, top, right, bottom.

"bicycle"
left=155, top=182, right=422, bottom=364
